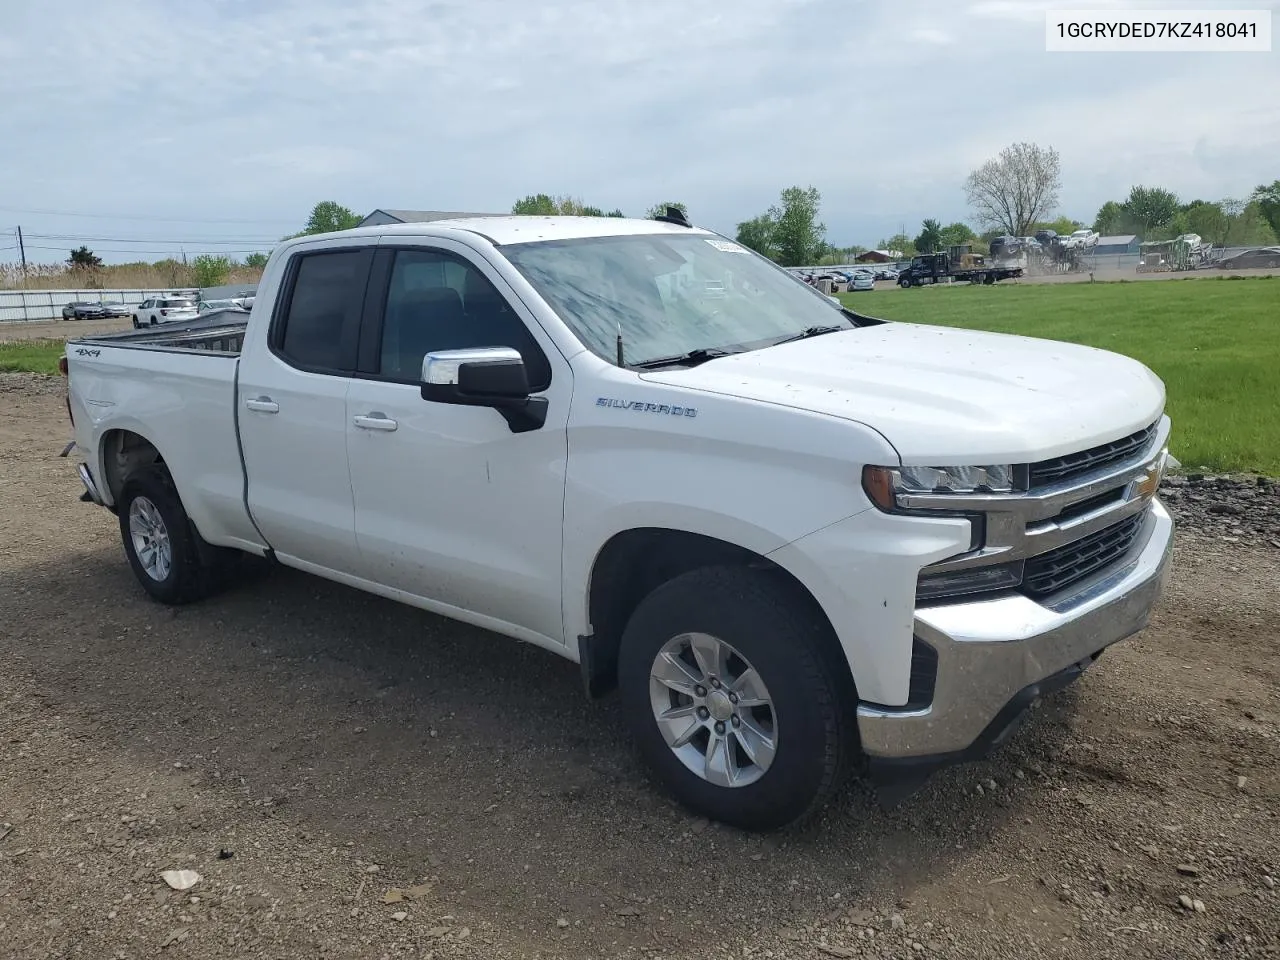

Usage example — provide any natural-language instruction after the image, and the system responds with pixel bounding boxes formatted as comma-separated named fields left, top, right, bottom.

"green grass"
left=0, top=339, right=64, bottom=375
left=839, top=277, right=1280, bottom=475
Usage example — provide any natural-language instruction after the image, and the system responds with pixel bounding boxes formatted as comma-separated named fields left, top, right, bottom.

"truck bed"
left=72, top=311, right=248, bottom=355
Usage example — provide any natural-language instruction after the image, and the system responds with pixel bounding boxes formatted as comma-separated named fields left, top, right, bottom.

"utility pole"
left=17, top=225, right=28, bottom=281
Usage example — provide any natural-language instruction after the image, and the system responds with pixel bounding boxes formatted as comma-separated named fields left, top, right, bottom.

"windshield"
left=501, top=233, right=851, bottom=365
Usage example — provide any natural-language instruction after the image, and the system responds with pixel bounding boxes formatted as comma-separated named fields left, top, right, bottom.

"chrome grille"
left=1022, top=511, right=1146, bottom=599
left=1029, top=421, right=1158, bottom=488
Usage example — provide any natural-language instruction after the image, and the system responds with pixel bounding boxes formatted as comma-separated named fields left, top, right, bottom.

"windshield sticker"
left=704, top=239, right=749, bottom=254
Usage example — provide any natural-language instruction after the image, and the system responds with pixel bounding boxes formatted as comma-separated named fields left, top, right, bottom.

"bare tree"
left=964, top=142, right=1061, bottom=237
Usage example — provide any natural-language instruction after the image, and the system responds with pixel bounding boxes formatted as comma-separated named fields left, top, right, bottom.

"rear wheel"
left=117, top=467, right=233, bottom=605
left=618, top=566, right=854, bottom=831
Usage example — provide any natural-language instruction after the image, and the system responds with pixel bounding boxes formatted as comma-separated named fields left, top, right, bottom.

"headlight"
left=862, top=464, right=1014, bottom=510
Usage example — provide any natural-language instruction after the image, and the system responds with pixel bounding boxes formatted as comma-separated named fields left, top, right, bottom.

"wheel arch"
left=97, top=426, right=167, bottom=509
left=578, top=527, right=847, bottom=700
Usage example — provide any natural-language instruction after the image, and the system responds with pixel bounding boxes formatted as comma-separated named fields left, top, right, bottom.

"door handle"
left=244, top=397, right=279, bottom=414
left=353, top=413, right=398, bottom=432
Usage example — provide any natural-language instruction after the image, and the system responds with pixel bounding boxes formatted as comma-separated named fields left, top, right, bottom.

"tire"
left=1268, top=258, right=1279, bottom=269
left=117, top=466, right=230, bottom=605
left=617, top=566, right=854, bottom=831
left=149, top=316, right=158, bottom=326
left=132, top=316, right=140, bottom=328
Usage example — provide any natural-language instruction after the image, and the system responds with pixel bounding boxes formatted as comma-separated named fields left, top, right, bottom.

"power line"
left=24, top=248, right=272, bottom=259
left=27, top=233, right=278, bottom=246
left=0, top=204, right=297, bottom=225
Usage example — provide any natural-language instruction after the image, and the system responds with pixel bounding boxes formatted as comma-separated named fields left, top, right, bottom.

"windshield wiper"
left=631, top=347, right=736, bottom=370
left=769, top=324, right=847, bottom=346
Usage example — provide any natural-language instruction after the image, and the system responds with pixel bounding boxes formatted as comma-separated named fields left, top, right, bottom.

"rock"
left=457, top=926, right=471, bottom=939
left=983, top=778, right=997, bottom=792
left=1178, top=894, right=1195, bottom=911
left=364, top=864, right=381, bottom=874
left=891, top=913, right=906, bottom=931
left=425, top=926, right=450, bottom=938
left=1176, top=864, right=1200, bottom=877
left=383, top=888, right=404, bottom=904
left=390, top=911, right=408, bottom=922
left=689, top=818, right=710, bottom=834
left=1193, top=899, right=1206, bottom=913
left=404, top=884, right=432, bottom=900
left=616, top=907, right=641, bottom=917
left=1237, top=776, right=1249, bottom=790
left=818, top=946, right=855, bottom=958
left=159, top=929, right=189, bottom=949
left=556, top=918, right=570, bottom=929
left=1263, top=875, right=1275, bottom=890
left=217, top=849, right=234, bottom=860
left=160, top=870, right=201, bottom=891
left=1208, top=503, right=1244, bottom=515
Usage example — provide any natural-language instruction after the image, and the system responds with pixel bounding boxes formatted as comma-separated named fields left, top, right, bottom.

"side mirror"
left=420, top=347, right=548, bottom=434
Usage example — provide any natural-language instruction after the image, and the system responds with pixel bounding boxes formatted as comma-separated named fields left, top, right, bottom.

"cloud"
left=1, top=0, right=1276, bottom=260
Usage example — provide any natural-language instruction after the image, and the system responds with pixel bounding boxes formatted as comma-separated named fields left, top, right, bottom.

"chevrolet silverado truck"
left=62, top=213, right=1173, bottom=830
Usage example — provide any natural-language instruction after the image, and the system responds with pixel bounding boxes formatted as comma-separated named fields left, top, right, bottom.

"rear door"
left=341, top=240, right=571, bottom=645
left=236, top=244, right=374, bottom=573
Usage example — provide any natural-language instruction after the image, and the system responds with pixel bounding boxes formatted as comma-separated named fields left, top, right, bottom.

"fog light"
left=916, top=561, right=1024, bottom=602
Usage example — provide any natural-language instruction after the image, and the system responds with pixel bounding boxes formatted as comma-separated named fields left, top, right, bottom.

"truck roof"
left=290, top=216, right=714, bottom=249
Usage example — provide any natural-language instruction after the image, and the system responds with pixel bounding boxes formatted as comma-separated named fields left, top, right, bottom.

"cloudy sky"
left=1, top=0, right=1276, bottom=262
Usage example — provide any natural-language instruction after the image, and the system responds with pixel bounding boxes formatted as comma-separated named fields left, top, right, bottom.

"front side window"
left=501, top=233, right=850, bottom=366
left=378, top=249, right=550, bottom=388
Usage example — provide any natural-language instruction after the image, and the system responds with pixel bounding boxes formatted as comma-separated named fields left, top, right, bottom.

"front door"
left=343, top=242, right=570, bottom=646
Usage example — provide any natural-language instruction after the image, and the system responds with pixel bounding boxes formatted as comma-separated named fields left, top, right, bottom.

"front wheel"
left=618, top=566, right=854, bottom=831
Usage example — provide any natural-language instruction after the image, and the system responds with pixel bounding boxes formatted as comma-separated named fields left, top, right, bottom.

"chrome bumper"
left=857, top=497, right=1173, bottom=761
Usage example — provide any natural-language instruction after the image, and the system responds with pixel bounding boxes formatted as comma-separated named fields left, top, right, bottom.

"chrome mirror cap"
left=421, top=346, right=523, bottom=385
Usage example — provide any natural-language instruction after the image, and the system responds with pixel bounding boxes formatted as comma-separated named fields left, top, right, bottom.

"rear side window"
left=276, top=250, right=370, bottom=371
left=161, top=299, right=193, bottom=308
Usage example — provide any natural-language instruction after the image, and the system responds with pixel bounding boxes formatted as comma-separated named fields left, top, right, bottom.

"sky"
left=1, top=0, right=1277, bottom=263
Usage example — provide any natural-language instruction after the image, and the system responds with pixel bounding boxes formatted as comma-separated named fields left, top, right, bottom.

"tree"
left=1251, top=181, right=1280, bottom=239
left=191, top=254, right=232, bottom=288
left=645, top=201, right=688, bottom=220
left=243, top=252, right=270, bottom=269
left=914, top=219, right=943, bottom=254
left=879, top=234, right=916, bottom=258
left=1093, top=200, right=1126, bottom=234
left=768, top=186, right=826, bottom=267
left=295, top=201, right=362, bottom=236
left=512, top=194, right=614, bottom=216
left=67, top=246, right=102, bottom=269
left=1221, top=198, right=1278, bottom=246
left=1181, top=201, right=1227, bottom=244
left=1121, top=186, right=1180, bottom=234
left=734, top=214, right=777, bottom=259
left=938, top=222, right=977, bottom=248
left=964, top=142, right=1061, bottom=237
left=606, top=209, right=625, bottom=218
left=512, top=193, right=558, bottom=215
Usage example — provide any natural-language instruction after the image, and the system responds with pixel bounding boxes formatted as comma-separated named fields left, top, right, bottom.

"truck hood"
left=639, top=323, right=1165, bottom=464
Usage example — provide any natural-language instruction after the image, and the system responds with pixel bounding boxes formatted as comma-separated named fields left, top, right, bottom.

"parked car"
left=198, top=298, right=249, bottom=314
left=1062, top=229, right=1100, bottom=249
left=63, top=215, right=1174, bottom=831
left=133, top=296, right=198, bottom=328
left=872, top=267, right=897, bottom=281
left=849, top=272, right=875, bottom=291
left=99, top=301, right=132, bottom=318
left=1217, top=246, right=1280, bottom=270
left=61, top=301, right=106, bottom=321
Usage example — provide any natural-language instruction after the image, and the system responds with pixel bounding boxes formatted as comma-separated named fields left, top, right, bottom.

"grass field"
left=0, top=339, right=63, bottom=375
left=839, top=276, right=1279, bottom=475
left=3, top=278, right=1276, bottom=473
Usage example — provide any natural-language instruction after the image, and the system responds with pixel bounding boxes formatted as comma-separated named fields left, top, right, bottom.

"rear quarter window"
left=273, top=249, right=372, bottom=372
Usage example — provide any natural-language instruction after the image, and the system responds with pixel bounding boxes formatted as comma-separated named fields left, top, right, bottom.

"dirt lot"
left=1, top=372, right=1277, bottom=960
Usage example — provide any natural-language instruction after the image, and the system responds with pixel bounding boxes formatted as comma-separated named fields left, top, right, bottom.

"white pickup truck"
left=62, top=213, right=1173, bottom=829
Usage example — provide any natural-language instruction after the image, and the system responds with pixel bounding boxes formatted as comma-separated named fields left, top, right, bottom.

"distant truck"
left=897, top=244, right=1023, bottom=288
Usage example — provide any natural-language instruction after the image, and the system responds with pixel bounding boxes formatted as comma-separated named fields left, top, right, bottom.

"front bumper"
left=857, top=498, right=1173, bottom=783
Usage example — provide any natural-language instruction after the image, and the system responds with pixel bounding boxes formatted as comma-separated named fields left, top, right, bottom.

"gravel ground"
left=1, top=372, right=1277, bottom=960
